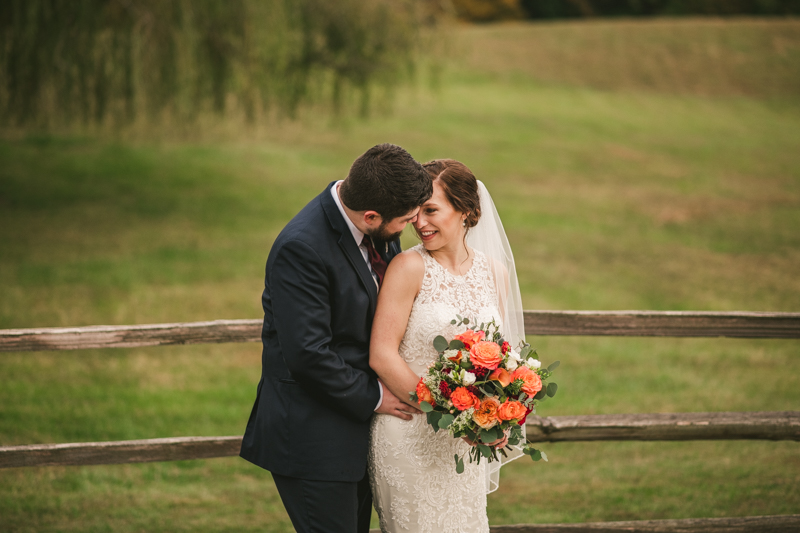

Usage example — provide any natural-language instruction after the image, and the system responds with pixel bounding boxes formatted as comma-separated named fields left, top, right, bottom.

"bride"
left=369, top=159, right=526, bottom=532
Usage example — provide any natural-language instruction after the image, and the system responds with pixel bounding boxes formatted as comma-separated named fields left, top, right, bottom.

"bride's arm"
left=370, top=251, right=425, bottom=408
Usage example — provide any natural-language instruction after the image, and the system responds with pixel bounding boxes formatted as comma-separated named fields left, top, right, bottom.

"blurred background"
left=1, top=1, right=798, bottom=531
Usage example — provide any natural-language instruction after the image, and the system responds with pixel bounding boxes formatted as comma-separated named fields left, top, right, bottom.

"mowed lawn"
left=1, top=19, right=799, bottom=532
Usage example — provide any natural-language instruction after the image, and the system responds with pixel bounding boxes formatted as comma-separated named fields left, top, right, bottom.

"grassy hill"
left=1, top=18, right=799, bottom=532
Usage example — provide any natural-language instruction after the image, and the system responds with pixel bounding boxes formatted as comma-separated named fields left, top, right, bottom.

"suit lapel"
left=320, top=182, right=379, bottom=310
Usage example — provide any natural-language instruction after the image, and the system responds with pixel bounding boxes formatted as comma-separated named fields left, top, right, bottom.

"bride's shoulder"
left=383, top=247, right=425, bottom=293
left=389, top=246, right=426, bottom=274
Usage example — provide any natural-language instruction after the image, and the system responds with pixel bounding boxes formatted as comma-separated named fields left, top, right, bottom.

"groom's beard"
left=367, top=221, right=403, bottom=244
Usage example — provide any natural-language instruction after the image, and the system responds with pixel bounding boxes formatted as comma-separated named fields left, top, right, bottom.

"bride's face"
left=414, top=179, right=466, bottom=251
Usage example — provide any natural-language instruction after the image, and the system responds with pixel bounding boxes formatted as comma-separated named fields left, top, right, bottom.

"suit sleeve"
left=270, top=239, right=380, bottom=423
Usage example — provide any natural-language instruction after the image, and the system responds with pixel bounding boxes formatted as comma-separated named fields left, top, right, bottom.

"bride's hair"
left=421, top=159, right=482, bottom=229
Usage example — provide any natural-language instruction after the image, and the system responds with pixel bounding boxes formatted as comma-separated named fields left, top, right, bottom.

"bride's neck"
left=429, top=242, right=473, bottom=276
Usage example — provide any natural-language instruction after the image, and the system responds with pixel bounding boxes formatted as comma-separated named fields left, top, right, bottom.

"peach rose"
left=416, top=379, right=434, bottom=405
left=469, top=341, right=503, bottom=370
left=454, top=329, right=485, bottom=350
left=472, top=397, right=501, bottom=429
left=511, top=366, right=543, bottom=396
left=488, top=367, right=513, bottom=388
left=497, top=400, right=527, bottom=422
left=450, top=386, right=480, bottom=411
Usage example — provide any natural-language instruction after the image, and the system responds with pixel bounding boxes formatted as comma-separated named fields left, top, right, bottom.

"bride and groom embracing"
left=240, top=143, right=527, bottom=533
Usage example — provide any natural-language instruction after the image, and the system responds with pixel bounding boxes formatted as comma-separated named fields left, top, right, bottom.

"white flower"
left=527, top=357, right=542, bottom=369
left=506, top=349, right=522, bottom=371
left=443, top=349, right=460, bottom=360
left=462, top=371, right=476, bottom=386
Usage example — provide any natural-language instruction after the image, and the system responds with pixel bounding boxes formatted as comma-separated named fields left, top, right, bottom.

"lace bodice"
left=399, top=244, right=502, bottom=374
left=369, top=244, right=500, bottom=533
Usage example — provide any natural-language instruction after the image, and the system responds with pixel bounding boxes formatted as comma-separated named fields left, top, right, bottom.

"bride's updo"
left=422, top=159, right=482, bottom=229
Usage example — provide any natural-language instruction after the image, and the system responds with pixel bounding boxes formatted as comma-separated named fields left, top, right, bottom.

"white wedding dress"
left=368, top=244, right=503, bottom=533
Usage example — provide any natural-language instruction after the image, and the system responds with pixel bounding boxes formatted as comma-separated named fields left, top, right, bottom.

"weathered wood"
left=524, top=310, right=800, bottom=338
left=0, top=319, right=262, bottom=353
left=480, top=514, right=800, bottom=532
left=0, top=436, right=243, bottom=468
left=525, top=411, right=800, bottom=443
left=2, top=412, right=796, bottom=469
left=2, top=311, right=798, bottom=353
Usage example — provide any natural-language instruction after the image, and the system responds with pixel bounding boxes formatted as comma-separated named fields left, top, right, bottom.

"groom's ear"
left=363, top=210, right=382, bottom=228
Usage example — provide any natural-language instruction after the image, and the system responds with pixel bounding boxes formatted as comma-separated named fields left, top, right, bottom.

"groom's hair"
left=340, top=143, right=432, bottom=220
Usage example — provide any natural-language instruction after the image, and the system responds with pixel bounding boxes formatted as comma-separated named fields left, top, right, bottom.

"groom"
left=240, top=143, right=432, bottom=532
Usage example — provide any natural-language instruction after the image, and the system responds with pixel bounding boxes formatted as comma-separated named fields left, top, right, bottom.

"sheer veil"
left=465, top=180, right=526, bottom=494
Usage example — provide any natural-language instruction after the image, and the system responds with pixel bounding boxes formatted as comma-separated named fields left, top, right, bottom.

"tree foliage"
left=520, top=0, right=800, bottom=19
left=0, top=0, right=424, bottom=130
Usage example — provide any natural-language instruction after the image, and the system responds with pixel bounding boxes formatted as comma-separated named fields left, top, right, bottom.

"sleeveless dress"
left=368, top=244, right=502, bottom=533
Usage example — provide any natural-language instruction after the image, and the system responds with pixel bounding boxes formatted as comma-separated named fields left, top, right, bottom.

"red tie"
left=361, top=236, right=387, bottom=287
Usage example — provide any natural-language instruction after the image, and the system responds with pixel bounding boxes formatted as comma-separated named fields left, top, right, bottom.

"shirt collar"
left=330, top=181, right=364, bottom=246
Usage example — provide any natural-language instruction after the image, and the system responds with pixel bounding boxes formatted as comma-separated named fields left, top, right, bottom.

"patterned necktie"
left=361, top=235, right=387, bottom=288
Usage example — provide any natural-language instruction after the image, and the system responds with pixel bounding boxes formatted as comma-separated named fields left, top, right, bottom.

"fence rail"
left=484, top=514, right=800, bottom=532
left=1, top=311, right=799, bottom=353
left=3, top=411, right=796, bottom=469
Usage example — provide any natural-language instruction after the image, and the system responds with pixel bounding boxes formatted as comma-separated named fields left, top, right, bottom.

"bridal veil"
left=466, top=180, right=527, bottom=494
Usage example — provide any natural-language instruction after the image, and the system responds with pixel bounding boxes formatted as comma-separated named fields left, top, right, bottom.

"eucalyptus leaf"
left=433, top=336, right=449, bottom=352
left=450, top=319, right=457, bottom=325
left=456, top=457, right=464, bottom=474
left=546, top=382, right=558, bottom=398
left=534, top=389, right=547, bottom=400
left=480, top=427, right=498, bottom=443
left=419, top=401, right=433, bottom=413
left=520, top=345, right=531, bottom=358
left=540, top=451, right=548, bottom=462
left=427, top=411, right=442, bottom=431
left=478, top=444, right=492, bottom=459
left=531, top=449, right=542, bottom=461
left=547, top=360, right=560, bottom=372
left=439, top=414, right=455, bottom=429
left=449, top=339, right=465, bottom=350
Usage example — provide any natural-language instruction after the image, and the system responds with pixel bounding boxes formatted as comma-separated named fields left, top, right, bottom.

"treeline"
left=453, top=0, right=800, bottom=21
left=0, top=0, right=425, bottom=131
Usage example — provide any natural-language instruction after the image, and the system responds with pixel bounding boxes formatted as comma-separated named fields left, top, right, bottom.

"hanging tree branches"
left=0, top=0, right=425, bottom=130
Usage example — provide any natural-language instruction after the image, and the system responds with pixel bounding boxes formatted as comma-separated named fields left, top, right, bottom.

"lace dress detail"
left=369, top=244, right=501, bottom=533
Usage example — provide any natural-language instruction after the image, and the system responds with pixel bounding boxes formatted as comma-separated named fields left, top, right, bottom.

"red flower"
left=439, top=380, right=453, bottom=399
left=501, top=341, right=511, bottom=355
left=471, top=367, right=489, bottom=380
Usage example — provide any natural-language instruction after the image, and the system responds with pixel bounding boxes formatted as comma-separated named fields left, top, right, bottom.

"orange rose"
left=469, top=341, right=503, bottom=370
left=497, top=400, right=527, bottom=422
left=416, top=379, right=434, bottom=405
left=450, top=386, right=480, bottom=411
left=488, top=367, right=513, bottom=387
left=454, top=329, right=485, bottom=350
left=472, top=397, right=501, bottom=429
left=511, top=366, right=543, bottom=396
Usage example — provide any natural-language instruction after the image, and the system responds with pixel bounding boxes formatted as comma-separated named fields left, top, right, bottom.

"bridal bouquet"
left=409, top=316, right=559, bottom=474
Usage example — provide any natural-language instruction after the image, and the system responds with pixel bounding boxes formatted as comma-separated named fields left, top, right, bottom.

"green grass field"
left=1, top=18, right=799, bottom=532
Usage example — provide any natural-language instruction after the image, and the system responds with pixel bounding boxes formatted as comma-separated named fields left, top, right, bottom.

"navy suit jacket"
left=240, top=182, right=402, bottom=482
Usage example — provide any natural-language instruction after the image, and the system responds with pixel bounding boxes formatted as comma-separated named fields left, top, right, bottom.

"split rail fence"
left=2, top=310, right=799, bottom=532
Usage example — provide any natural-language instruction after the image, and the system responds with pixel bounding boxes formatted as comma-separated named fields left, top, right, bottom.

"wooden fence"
left=2, top=310, right=799, bottom=532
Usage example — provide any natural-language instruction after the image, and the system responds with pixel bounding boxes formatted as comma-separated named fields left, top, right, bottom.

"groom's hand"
left=377, top=386, right=422, bottom=421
